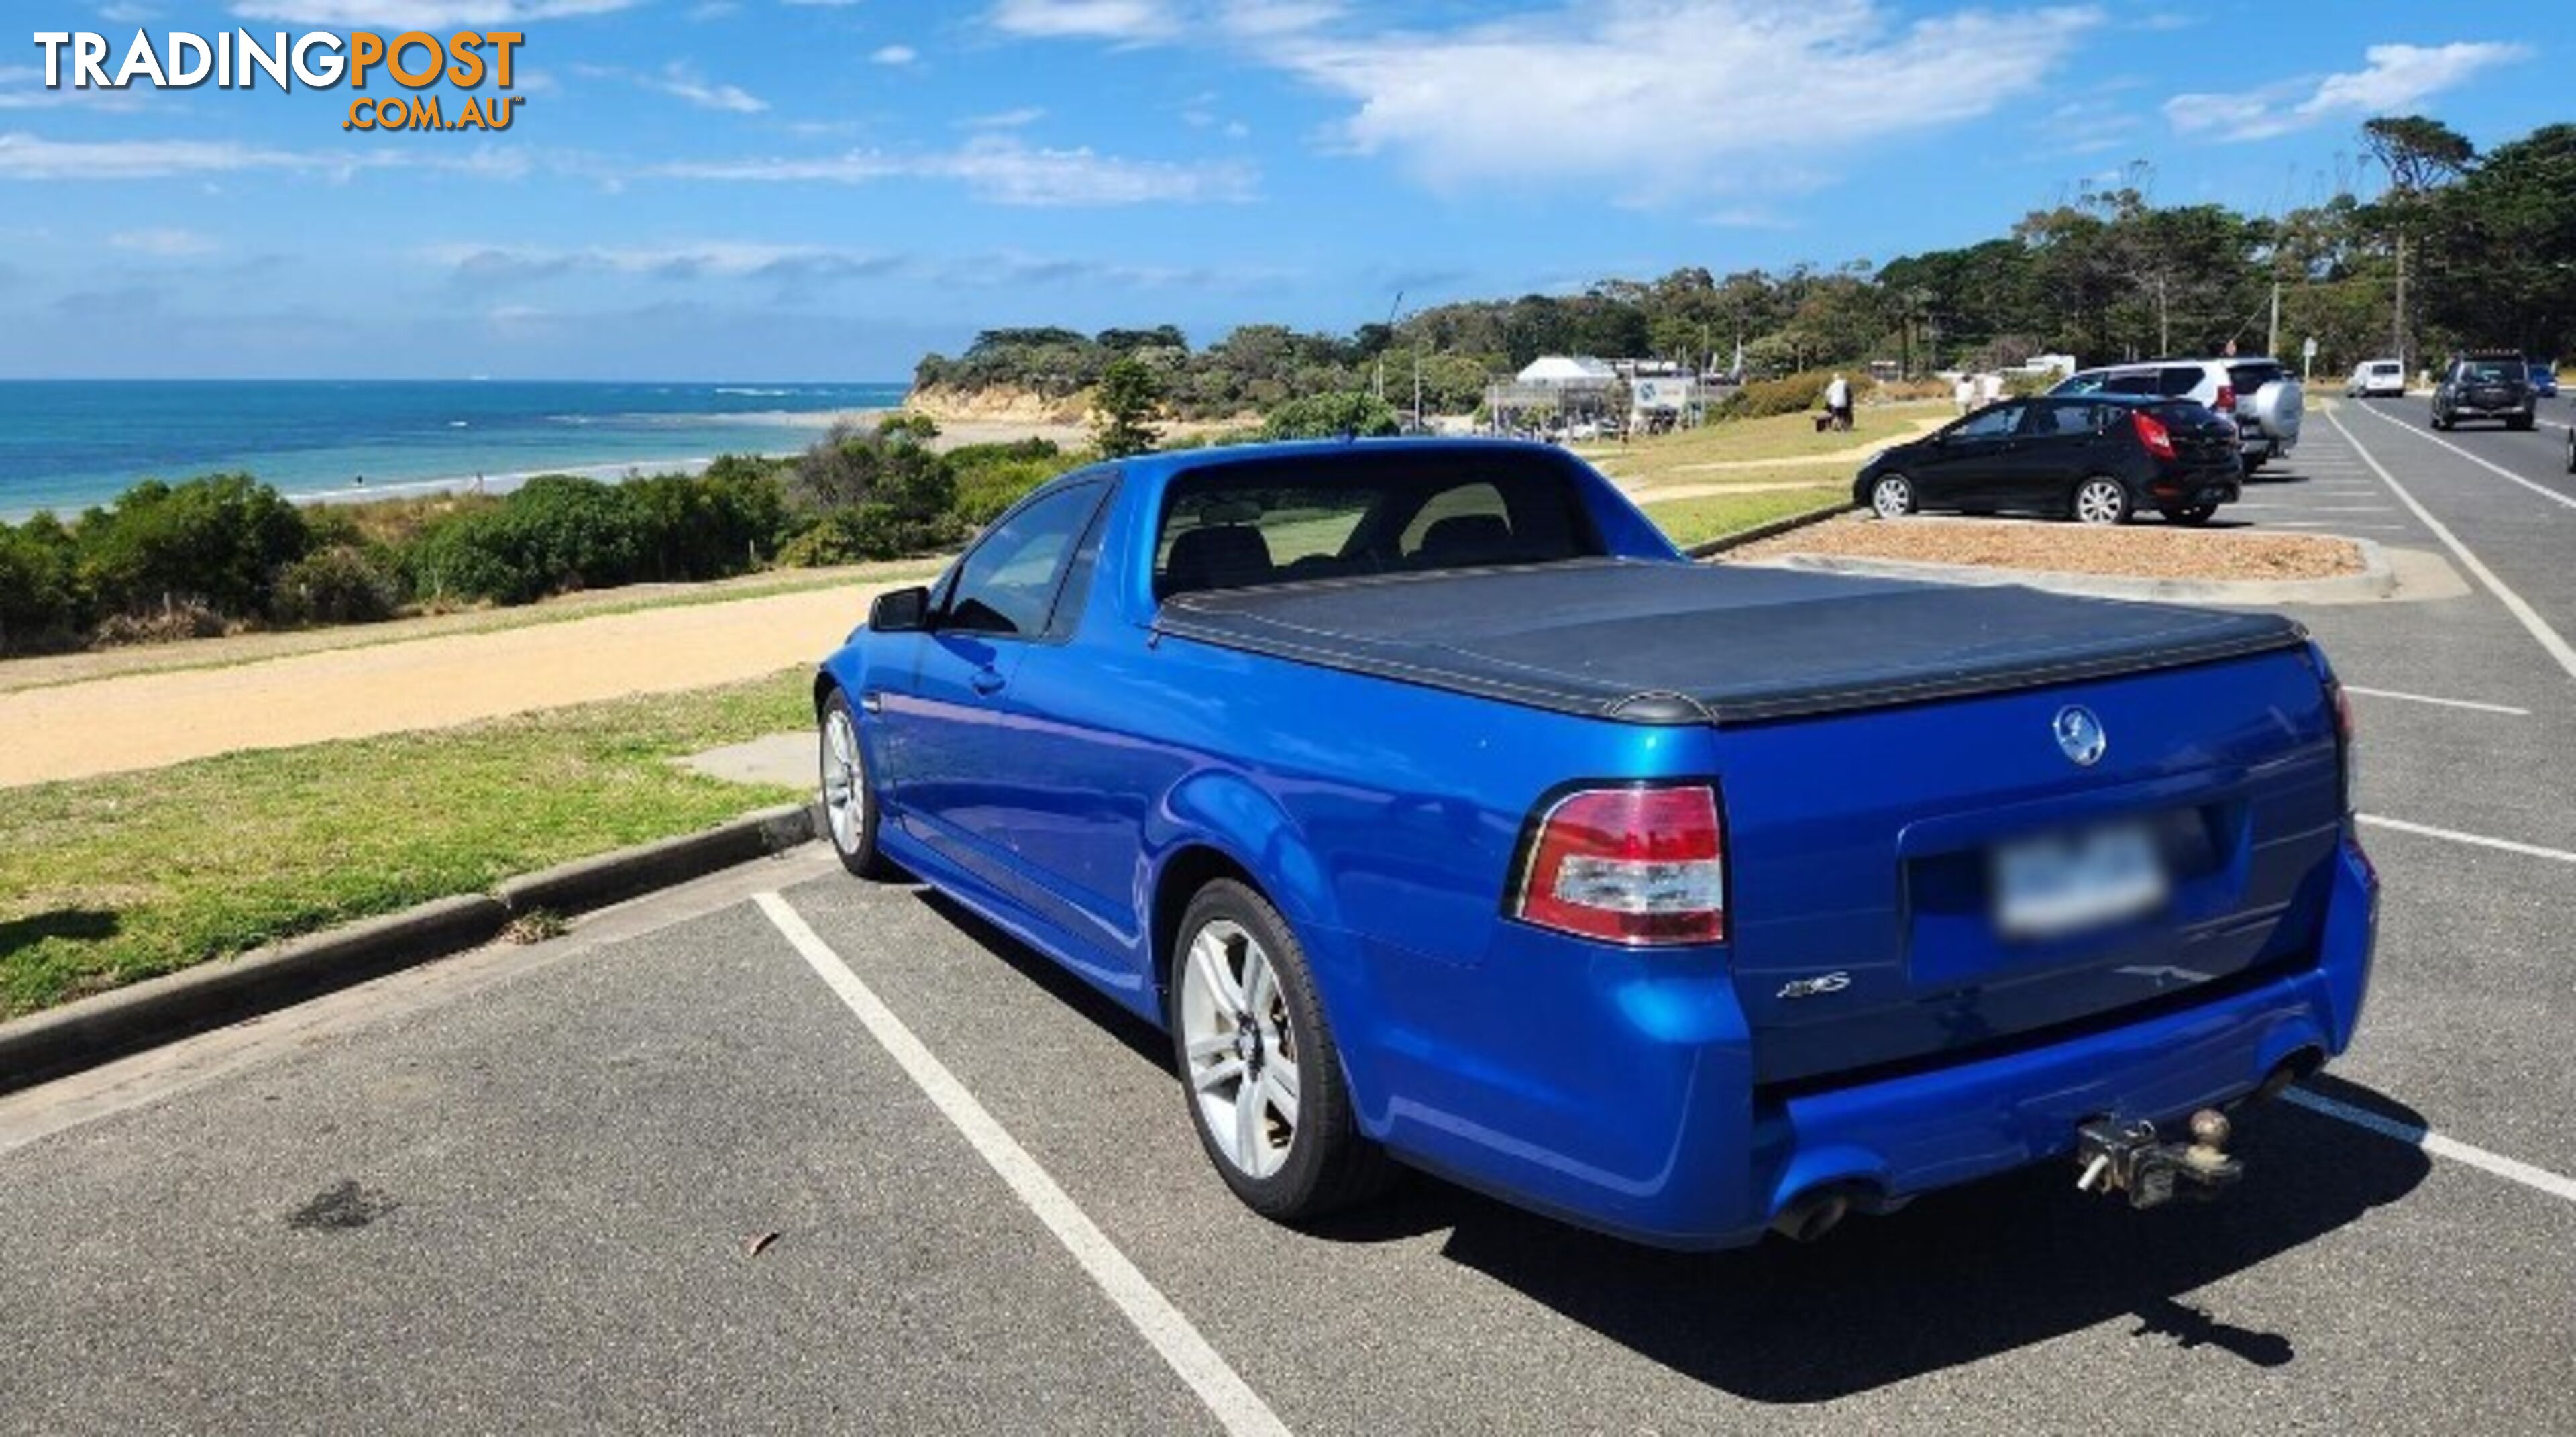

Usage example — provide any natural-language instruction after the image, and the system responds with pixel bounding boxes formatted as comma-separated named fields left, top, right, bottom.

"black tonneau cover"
left=1153, top=559, right=2306, bottom=725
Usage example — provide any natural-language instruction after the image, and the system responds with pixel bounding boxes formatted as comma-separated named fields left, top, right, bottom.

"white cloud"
left=230, top=0, right=637, bottom=22
left=0, top=133, right=340, bottom=179
left=962, top=106, right=1046, bottom=128
left=657, top=135, right=1256, bottom=205
left=110, top=226, right=219, bottom=256
left=626, top=62, right=769, bottom=113
left=1265, top=1, right=2098, bottom=201
left=2165, top=41, right=2528, bottom=141
left=780, top=0, right=866, bottom=6
left=427, top=239, right=904, bottom=284
left=987, top=0, right=1177, bottom=41
left=987, top=0, right=1338, bottom=42
left=871, top=44, right=919, bottom=66
left=0, top=131, right=533, bottom=180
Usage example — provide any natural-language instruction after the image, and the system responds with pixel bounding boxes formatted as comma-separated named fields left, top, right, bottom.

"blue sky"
left=0, top=1, right=2564, bottom=380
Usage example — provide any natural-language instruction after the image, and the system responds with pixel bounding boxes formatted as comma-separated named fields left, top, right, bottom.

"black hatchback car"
left=1856, top=396, right=2241, bottom=525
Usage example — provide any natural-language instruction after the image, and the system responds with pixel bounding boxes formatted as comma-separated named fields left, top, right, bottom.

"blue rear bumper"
left=1364, top=832, right=2377, bottom=1250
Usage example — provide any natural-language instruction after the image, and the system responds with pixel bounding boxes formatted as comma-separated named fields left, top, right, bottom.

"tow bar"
left=2073, top=1109, right=2242, bottom=1208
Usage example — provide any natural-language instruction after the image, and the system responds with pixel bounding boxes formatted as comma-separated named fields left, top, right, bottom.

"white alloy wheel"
left=1871, top=474, right=1917, bottom=519
left=2074, top=478, right=2129, bottom=525
left=1177, top=917, right=1301, bottom=1179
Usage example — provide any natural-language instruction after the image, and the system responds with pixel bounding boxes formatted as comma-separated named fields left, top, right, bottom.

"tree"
left=2361, top=115, right=2476, bottom=368
left=1091, top=354, right=1165, bottom=458
left=1261, top=392, right=1399, bottom=440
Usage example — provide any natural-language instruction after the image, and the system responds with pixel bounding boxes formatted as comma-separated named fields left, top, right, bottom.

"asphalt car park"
left=7, top=403, right=2576, bottom=1433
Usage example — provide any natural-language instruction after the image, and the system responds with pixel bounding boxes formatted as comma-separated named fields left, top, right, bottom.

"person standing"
left=1978, top=370, right=2004, bottom=406
left=1953, top=372, right=1976, bottom=415
left=1824, top=372, right=1853, bottom=431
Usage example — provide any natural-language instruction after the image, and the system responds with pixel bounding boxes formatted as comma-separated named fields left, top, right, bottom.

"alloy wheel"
left=821, top=706, right=866, bottom=853
left=1177, top=918, right=1301, bottom=1179
left=2074, top=480, right=2127, bottom=525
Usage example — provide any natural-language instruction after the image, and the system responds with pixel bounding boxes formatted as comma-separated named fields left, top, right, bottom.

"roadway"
left=5, top=402, right=2576, bottom=1433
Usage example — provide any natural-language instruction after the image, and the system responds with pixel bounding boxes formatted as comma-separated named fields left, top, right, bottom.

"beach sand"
left=288, top=413, right=1094, bottom=511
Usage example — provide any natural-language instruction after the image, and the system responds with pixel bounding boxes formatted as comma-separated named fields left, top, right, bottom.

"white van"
left=2346, top=359, right=2406, bottom=398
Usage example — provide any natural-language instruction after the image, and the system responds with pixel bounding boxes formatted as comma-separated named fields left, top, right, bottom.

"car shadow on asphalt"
left=910, top=889, right=2430, bottom=1403
left=1386, top=1075, right=2428, bottom=1402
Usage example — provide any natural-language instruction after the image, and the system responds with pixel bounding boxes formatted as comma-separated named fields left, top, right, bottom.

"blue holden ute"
left=810, top=439, right=2377, bottom=1248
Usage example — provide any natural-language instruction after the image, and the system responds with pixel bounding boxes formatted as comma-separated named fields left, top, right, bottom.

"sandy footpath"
left=1, top=580, right=902, bottom=789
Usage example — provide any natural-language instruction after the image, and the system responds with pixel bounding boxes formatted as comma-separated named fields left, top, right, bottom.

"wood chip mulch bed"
left=1730, top=515, right=2366, bottom=582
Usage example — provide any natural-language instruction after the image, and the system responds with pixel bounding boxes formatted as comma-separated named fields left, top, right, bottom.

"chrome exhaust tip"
left=1770, top=1190, right=1852, bottom=1243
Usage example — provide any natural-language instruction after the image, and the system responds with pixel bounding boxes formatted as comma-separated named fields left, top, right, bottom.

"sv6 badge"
left=1777, top=972, right=1853, bottom=1000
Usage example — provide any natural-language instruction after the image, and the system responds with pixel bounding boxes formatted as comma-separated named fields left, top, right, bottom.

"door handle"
left=971, top=668, right=1006, bottom=696
left=859, top=690, right=883, bottom=714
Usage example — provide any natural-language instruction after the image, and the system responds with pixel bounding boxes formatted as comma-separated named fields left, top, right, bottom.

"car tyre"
left=1869, top=473, right=1918, bottom=519
left=2072, top=476, right=2131, bottom=526
left=2508, top=415, right=2534, bottom=432
left=1171, top=879, right=1393, bottom=1223
left=2565, top=426, right=2575, bottom=475
left=819, top=689, right=899, bottom=880
left=2161, top=504, right=2218, bottom=526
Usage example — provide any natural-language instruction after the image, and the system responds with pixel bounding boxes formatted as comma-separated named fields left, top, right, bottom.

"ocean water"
left=0, top=380, right=910, bottom=520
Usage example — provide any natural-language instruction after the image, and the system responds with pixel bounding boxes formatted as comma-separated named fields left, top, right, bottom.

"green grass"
left=1639, top=486, right=1849, bottom=548
left=1578, top=403, right=1949, bottom=492
left=0, top=670, right=813, bottom=1018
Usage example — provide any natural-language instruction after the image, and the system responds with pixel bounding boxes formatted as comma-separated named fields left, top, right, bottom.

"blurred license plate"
left=1992, top=822, right=2167, bottom=939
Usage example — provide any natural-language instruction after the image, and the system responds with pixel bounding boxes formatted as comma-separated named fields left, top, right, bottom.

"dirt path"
left=1, top=581, right=900, bottom=788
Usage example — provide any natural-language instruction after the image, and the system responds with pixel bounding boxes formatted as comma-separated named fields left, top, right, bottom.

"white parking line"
left=754, top=894, right=1293, bottom=1437
left=2358, top=814, right=2576, bottom=863
left=2328, top=408, right=2576, bottom=682
left=2351, top=401, right=2576, bottom=512
left=2344, top=685, right=2530, bottom=716
left=2285, top=1088, right=2576, bottom=1206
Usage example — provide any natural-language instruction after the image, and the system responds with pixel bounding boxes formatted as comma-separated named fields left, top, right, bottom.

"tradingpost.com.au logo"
left=30, top=29, right=529, bottom=133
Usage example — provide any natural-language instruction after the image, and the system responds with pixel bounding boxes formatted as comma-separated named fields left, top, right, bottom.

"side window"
left=2157, top=368, right=2202, bottom=398
left=2106, top=373, right=2160, bottom=396
left=941, top=483, right=1106, bottom=637
left=2017, top=402, right=2094, bottom=437
left=1954, top=403, right=2023, bottom=441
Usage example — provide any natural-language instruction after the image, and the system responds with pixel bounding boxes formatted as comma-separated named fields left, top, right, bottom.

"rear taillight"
left=1512, top=784, right=1726, bottom=945
left=2328, top=676, right=2359, bottom=815
left=2216, top=384, right=2236, bottom=413
left=2132, top=410, right=2177, bottom=460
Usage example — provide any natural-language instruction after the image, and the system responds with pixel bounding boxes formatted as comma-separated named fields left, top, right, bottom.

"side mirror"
left=869, top=586, right=932, bottom=634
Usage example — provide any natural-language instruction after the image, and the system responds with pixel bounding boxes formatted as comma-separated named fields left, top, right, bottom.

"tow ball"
left=2073, top=1109, right=2242, bottom=1208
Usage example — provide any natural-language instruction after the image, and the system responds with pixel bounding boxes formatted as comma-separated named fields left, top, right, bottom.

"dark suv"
left=1856, top=395, right=2241, bottom=525
left=2432, top=353, right=2538, bottom=431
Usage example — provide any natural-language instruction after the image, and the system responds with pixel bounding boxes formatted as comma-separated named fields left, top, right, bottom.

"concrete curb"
left=1683, top=499, right=1855, bottom=559
left=0, top=801, right=819, bottom=1095
left=1743, top=535, right=2398, bottom=606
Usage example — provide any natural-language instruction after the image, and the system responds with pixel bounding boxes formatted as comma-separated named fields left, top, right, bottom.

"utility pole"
left=2392, top=232, right=2408, bottom=372
left=1373, top=289, right=1404, bottom=403
left=2267, top=280, right=2281, bottom=358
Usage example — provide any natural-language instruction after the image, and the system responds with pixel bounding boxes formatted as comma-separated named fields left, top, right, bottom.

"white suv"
left=2051, top=358, right=2304, bottom=472
left=2346, top=359, right=2406, bottom=398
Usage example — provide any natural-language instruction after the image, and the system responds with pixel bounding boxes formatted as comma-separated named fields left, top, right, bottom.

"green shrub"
left=0, top=514, right=87, bottom=654
left=776, top=504, right=961, bottom=567
left=270, top=544, right=402, bottom=626
left=404, top=475, right=645, bottom=604
left=623, top=467, right=788, bottom=582
left=790, top=422, right=957, bottom=520
left=1261, top=392, right=1400, bottom=440
left=1718, top=370, right=1886, bottom=419
left=76, top=473, right=311, bottom=621
left=950, top=439, right=1073, bottom=526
